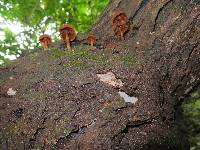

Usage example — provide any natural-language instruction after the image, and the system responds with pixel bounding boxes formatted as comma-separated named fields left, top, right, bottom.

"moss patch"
left=47, top=46, right=138, bottom=69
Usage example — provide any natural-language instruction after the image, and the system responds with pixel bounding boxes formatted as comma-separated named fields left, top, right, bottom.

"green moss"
left=53, top=47, right=108, bottom=68
left=63, top=128, right=71, bottom=136
left=64, top=60, right=86, bottom=69
left=29, top=51, right=40, bottom=60
left=33, top=115, right=71, bottom=147
left=31, top=91, right=47, bottom=101
left=116, top=54, right=137, bottom=66
left=0, top=119, right=27, bottom=143
left=31, top=46, right=139, bottom=70
left=51, top=50, right=67, bottom=58
left=101, top=107, right=116, bottom=120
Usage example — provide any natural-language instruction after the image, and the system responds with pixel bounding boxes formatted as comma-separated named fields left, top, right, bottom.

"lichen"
left=118, top=91, right=138, bottom=104
left=97, top=72, right=123, bottom=87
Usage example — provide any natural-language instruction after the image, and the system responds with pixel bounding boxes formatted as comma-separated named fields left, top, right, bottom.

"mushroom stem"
left=91, top=40, right=94, bottom=47
left=65, top=32, right=71, bottom=49
left=44, top=40, right=48, bottom=49
left=119, top=27, right=124, bottom=40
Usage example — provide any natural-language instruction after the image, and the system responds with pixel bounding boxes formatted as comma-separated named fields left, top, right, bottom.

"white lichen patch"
left=118, top=91, right=138, bottom=104
left=7, top=88, right=17, bottom=96
left=9, top=76, right=14, bottom=80
left=97, top=72, right=123, bottom=87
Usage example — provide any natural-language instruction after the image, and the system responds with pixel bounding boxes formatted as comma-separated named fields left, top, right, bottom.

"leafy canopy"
left=0, top=0, right=109, bottom=64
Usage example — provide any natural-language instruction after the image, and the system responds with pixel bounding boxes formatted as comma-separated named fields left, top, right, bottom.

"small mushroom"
left=112, top=11, right=128, bottom=40
left=87, top=35, right=97, bottom=47
left=39, top=34, right=52, bottom=49
left=59, top=24, right=76, bottom=49
left=104, top=42, right=117, bottom=49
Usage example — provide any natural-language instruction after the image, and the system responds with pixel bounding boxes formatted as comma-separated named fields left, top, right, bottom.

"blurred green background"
left=183, top=91, right=200, bottom=150
left=0, top=0, right=199, bottom=149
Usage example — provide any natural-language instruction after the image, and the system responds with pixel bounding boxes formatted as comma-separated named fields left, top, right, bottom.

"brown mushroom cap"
left=87, top=35, right=97, bottom=43
left=104, top=42, right=117, bottom=49
left=112, top=11, right=128, bottom=37
left=112, top=11, right=127, bottom=26
left=59, top=24, right=76, bottom=42
left=39, top=34, right=52, bottom=43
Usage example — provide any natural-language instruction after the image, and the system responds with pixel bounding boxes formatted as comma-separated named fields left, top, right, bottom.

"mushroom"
left=112, top=11, right=128, bottom=40
left=104, top=42, right=117, bottom=49
left=59, top=24, right=76, bottom=49
left=39, top=34, right=52, bottom=49
left=87, top=35, right=97, bottom=47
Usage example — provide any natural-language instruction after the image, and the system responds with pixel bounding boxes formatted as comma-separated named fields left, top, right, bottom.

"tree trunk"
left=0, top=0, right=200, bottom=150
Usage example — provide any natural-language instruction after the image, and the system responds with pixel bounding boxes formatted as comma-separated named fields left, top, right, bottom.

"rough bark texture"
left=0, top=0, right=200, bottom=150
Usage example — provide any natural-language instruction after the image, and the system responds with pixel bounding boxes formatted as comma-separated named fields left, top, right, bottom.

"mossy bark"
left=0, top=0, right=200, bottom=150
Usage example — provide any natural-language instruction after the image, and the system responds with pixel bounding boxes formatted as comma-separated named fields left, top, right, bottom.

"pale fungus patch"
left=118, top=91, right=138, bottom=104
left=9, top=76, right=14, bottom=80
left=97, top=72, right=123, bottom=87
left=7, top=88, right=17, bottom=96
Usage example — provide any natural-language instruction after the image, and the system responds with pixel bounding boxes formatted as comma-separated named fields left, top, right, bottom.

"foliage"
left=191, top=0, right=200, bottom=3
left=182, top=91, right=200, bottom=150
left=0, top=0, right=109, bottom=64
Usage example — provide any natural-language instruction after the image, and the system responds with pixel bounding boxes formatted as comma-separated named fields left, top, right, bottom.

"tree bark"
left=0, top=0, right=200, bottom=150
left=89, top=0, right=200, bottom=149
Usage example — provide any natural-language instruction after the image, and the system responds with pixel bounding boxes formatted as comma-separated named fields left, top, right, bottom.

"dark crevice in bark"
left=129, top=0, right=149, bottom=21
left=56, top=118, right=97, bottom=146
left=159, top=85, right=165, bottom=108
left=171, top=42, right=199, bottom=98
left=124, top=118, right=154, bottom=131
left=27, top=116, right=48, bottom=148
left=42, top=117, right=47, bottom=124
left=71, top=107, right=81, bottom=120
left=111, top=118, right=154, bottom=148
left=13, top=108, right=24, bottom=118
left=114, top=106, right=128, bottom=112
left=152, top=0, right=173, bottom=32
left=185, top=43, right=199, bottom=65
left=29, top=127, right=44, bottom=143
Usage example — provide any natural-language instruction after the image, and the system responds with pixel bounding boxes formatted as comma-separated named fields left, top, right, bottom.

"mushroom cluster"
left=38, top=10, right=129, bottom=50
left=39, top=34, right=52, bottom=49
left=112, top=11, right=128, bottom=40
